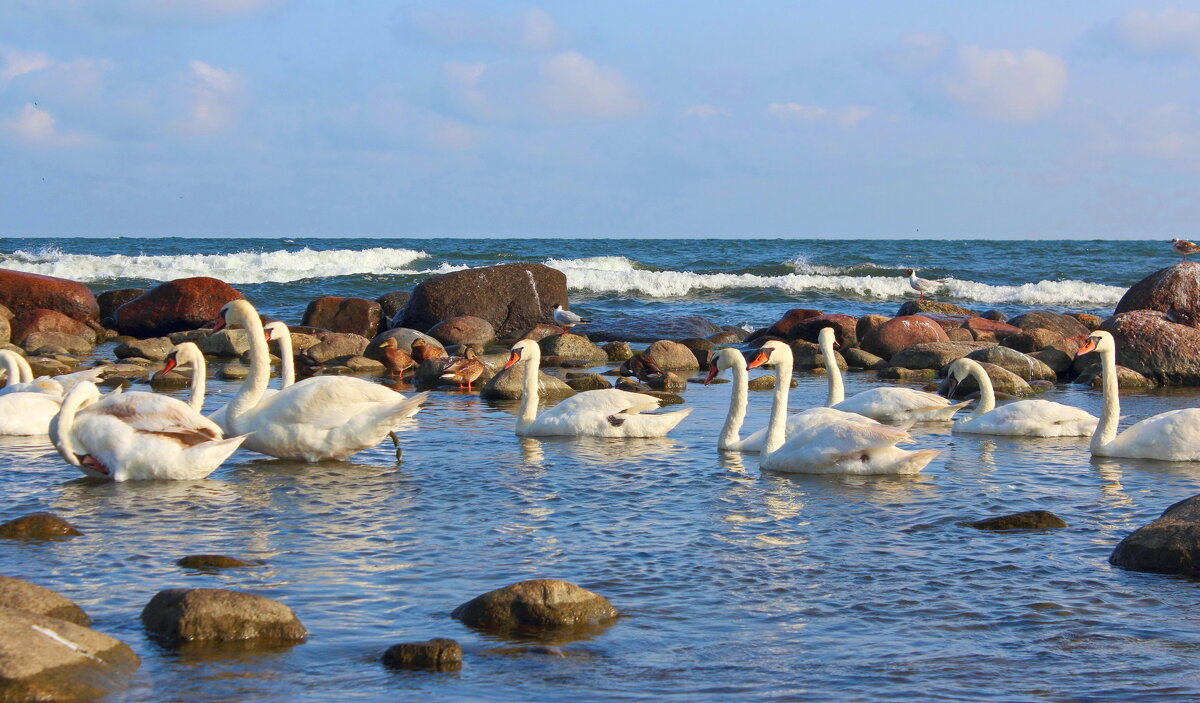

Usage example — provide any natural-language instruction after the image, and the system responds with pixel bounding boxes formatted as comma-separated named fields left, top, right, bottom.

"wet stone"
left=0, top=512, right=81, bottom=539
left=967, top=510, right=1068, bottom=531
left=381, top=638, right=462, bottom=671
left=0, top=575, right=90, bottom=625
left=451, top=579, right=618, bottom=638
left=141, top=588, right=307, bottom=645
left=176, top=555, right=260, bottom=570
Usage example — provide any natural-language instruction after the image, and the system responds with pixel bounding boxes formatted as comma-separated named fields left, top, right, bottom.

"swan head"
left=944, top=358, right=979, bottom=397
left=1076, top=330, right=1115, bottom=357
left=212, top=299, right=256, bottom=332
left=505, top=339, right=539, bottom=370
left=747, top=340, right=790, bottom=370
left=705, top=348, right=746, bottom=384
left=817, top=326, right=845, bottom=349
left=159, top=342, right=203, bottom=377
left=263, top=320, right=288, bottom=344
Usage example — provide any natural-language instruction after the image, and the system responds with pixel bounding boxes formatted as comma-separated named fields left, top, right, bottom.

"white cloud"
left=445, top=61, right=487, bottom=108
left=683, top=104, right=722, bottom=119
left=1115, top=7, right=1200, bottom=59
left=0, top=46, right=52, bottom=81
left=431, top=118, right=478, bottom=150
left=519, top=9, right=560, bottom=50
left=183, top=59, right=242, bottom=134
left=409, top=7, right=561, bottom=51
left=6, top=103, right=87, bottom=147
left=768, top=103, right=873, bottom=128
left=881, top=32, right=949, bottom=74
left=537, top=51, right=639, bottom=119
left=944, top=46, right=1066, bottom=124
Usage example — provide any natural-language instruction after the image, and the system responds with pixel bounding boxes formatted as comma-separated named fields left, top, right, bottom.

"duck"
left=1076, top=330, right=1200, bottom=460
left=817, top=327, right=970, bottom=423
left=48, top=381, right=246, bottom=481
left=747, top=340, right=939, bottom=474
left=705, top=347, right=892, bottom=452
left=903, top=268, right=941, bottom=302
left=943, top=358, right=1097, bottom=437
left=377, top=338, right=416, bottom=380
left=213, top=300, right=429, bottom=462
left=440, top=347, right=485, bottom=391
left=503, top=338, right=691, bottom=438
left=410, top=338, right=447, bottom=365
left=552, top=304, right=591, bottom=330
left=620, top=352, right=664, bottom=382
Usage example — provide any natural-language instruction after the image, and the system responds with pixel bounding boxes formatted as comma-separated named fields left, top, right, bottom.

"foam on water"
left=0, top=246, right=429, bottom=284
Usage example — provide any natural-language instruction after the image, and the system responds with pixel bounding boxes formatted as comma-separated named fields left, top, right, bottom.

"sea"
left=2, top=237, right=1198, bottom=702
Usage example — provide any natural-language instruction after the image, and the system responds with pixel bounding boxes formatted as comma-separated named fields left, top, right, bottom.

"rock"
left=648, top=371, right=687, bottom=392
left=747, top=374, right=796, bottom=390
left=21, top=332, right=92, bottom=356
left=966, top=346, right=1057, bottom=382
left=1084, top=365, right=1156, bottom=390
left=0, top=607, right=139, bottom=701
left=912, top=313, right=970, bottom=332
left=787, top=313, right=858, bottom=346
left=565, top=373, right=611, bottom=391
left=1073, top=313, right=1102, bottom=330
left=219, top=363, right=249, bottom=380
left=381, top=638, right=462, bottom=671
left=842, top=347, right=887, bottom=370
left=451, top=579, right=618, bottom=636
left=1114, top=263, right=1200, bottom=316
left=113, top=277, right=244, bottom=338
left=945, top=328, right=974, bottom=343
left=939, top=360, right=1031, bottom=396
left=0, top=269, right=99, bottom=322
left=197, top=329, right=251, bottom=358
left=898, top=300, right=979, bottom=317
left=375, top=291, right=411, bottom=321
left=708, top=326, right=748, bottom=344
left=961, top=316, right=1022, bottom=342
left=97, top=288, right=147, bottom=326
left=428, top=316, right=496, bottom=348
left=150, top=371, right=190, bottom=389
left=790, top=341, right=847, bottom=371
left=675, top=337, right=716, bottom=369
left=747, top=309, right=822, bottom=343
left=10, top=309, right=97, bottom=347
left=177, top=555, right=259, bottom=569
left=539, top=334, right=607, bottom=362
left=0, top=576, right=89, bottom=625
left=97, top=363, right=152, bottom=379
left=602, top=341, right=633, bottom=362
left=366, top=328, right=444, bottom=362
left=1008, top=310, right=1090, bottom=339
left=643, top=340, right=700, bottom=371
left=26, top=357, right=71, bottom=377
left=856, top=314, right=890, bottom=343
left=890, top=341, right=991, bottom=370
left=585, top=315, right=724, bottom=344
left=967, top=510, right=1068, bottom=530
left=861, top=315, right=950, bottom=360
left=305, top=332, right=370, bottom=364
left=1001, top=327, right=1065, bottom=353
left=1029, top=380, right=1054, bottom=393
left=1097, top=310, right=1200, bottom=385
left=0, top=307, right=8, bottom=345
left=398, top=263, right=566, bottom=339
left=982, top=309, right=1008, bottom=322
left=301, top=296, right=382, bottom=338
left=1110, top=495, right=1200, bottom=576
left=878, top=367, right=936, bottom=382
left=615, top=377, right=649, bottom=392
left=140, top=588, right=307, bottom=644
left=480, top=363, right=575, bottom=401
left=1032, top=347, right=1073, bottom=376
left=0, top=513, right=80, bottom=539
left=339, top=355, right=384, bottom=374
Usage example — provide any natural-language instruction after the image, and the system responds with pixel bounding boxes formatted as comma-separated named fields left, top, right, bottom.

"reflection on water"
left=6, top=373, right=1200, bottom=700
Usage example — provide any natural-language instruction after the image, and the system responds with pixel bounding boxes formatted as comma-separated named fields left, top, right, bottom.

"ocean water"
left=3, top=237, right=1200, bottom=703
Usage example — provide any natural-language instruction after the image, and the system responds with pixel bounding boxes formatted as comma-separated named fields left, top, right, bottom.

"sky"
left=1, top=1, right=1198, bottom=239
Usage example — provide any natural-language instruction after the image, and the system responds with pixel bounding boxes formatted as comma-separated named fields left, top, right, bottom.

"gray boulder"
left=0, top=576, right=89, bottom=625
left=1111, top=495, right=1200, bottom=576
left=141, top=588, right=307, bottom=645
left=0, top=607, right=138, bottom=701
left=452, top=579, right=618, bottom=637
left=966, top=345, right=1057, bottom=382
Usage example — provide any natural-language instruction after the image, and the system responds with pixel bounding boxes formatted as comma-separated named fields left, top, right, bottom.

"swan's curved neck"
left=964, top=362, right=995, bottom=421
left=50, top=385, right=93, bottom=467
left=1092, top=346, right=1120, bottom=453
left=761, top=350, right=794, bottom=460
left=718, top=356, right=750, bottom=449
left=276, top=330, right=295, bottom=387
left=226, top=307, right=270, bottom=433
left=516, top=345, right=541, bottom=434
left=186, top=350, right=207, bottom=413
left=820, top=335, right=844, bottom=406
left=0, top=353, right=21, bottom=388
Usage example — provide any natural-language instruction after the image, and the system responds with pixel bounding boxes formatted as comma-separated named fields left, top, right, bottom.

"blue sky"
left=1, top=1, right=1198, bottom=239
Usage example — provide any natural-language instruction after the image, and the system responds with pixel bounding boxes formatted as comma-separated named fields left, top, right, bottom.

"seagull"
left=904, top=269, right=941, bottom=302
left=552, top=304, right=591, bottom=330
left=1172, top=238, right=1200, bottom=262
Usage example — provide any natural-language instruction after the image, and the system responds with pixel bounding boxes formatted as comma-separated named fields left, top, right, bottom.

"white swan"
left=0, top=350, right=105, bottom=397
left=705, top=347, right=887, bottom=452
left=160, top=342, right=209, bottom=413
left=1077, top=331, right=1200, bottom=461
left=817, top=327, right=970, bottom=423
left=747, top=340, right=939, bottom=474
left=49, top=381, right=246, bottom=480
left=504, top=338, right=691, bottom=438
left=214, top=300, right=428, bottom=461
left=263, top=321, right=295, bottom=388
left=944, top=358, right=1097, bottom=437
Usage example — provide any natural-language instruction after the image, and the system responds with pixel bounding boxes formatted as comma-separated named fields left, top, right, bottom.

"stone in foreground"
left=0, top=513, right=81, bottom=540
left=381, top=638, right=462, bottom=671
left=0, top=607, right=138, bottom=702
left=141, top=588, right=307, bottom=645
left=967, top=510, right=1068, bottom=531
left=452, top=579, right=618, bottom=637
left=0, top=576, right=90, bottom=626
left=1110, top=495, right=1200, bottom=576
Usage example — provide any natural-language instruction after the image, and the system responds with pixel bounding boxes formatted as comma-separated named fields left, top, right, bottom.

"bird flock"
left=3, top=253, right=1200, bottom=481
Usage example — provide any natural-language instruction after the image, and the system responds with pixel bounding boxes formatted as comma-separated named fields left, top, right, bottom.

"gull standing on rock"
left=904, top=269, right=941, bottom=302
left=553, top=304, right=591, bottom=330
left=1172, top=238, right=1200, bottom=262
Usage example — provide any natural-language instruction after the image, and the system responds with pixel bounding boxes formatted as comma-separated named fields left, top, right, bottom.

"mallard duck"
left=620, top=352, right=663, bottom=382
left=410, top=338, right=447, bottom=364
left=378, top=338, right=416, bottom=379
left=440, top=347, right=485, bottom=391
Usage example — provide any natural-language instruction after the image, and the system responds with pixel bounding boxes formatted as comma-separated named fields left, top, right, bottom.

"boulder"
left=26, top=357, right=71, bottom=377
left=10, top=309, right=97, bottom=346
left=1031, top=347, right=1074, bottom=376
left=842, top=347, right=887, bottom=370
left=539, top=334, right=607, bottom=362
left=878, top=367, right=936, bottom=382
left=945, top=328, right=974, bottom=343
left=0, top=576, right=89, bottom=625
left=1001, top=328, right=1065, bottom=353
left=747, top=374, right=796, bottom=390
left=856, top=314, right=890, bottom=342
left=375, top=291, right=411, bottom=320
left=0, top=513, right=81, bottom=539
left=451, top=579, right=617, bottom=636
left=913, top=313, right=971, bottom=332
left=140, top=588, right=307, bottom=644
left=981, top=310, right=1008, bottom=322
left=381, top=638, right=462, bottom=671
left=675, top=337, right=716, bottom=369
left=96, top=288, right=146, bottom=326
left=1090, top=365, right=1155, bottom=390
left=967, top=510, right=1067, bottom=530
left=747, top=309, right=822, bottom=343
left=177, top=555, right=259, bottom=570
left=0, top=306, right=8, bottom=345
left=301, top=297, right=382, bottom=338
left=0, top=607, right=139, bottom=701
left=366, top=328, right=444, bottom=362
left=1073, top=313, right=1102, bottom=330
left=114, top=337, right=173, bottom=362
left=1100, top=310, right=1200, bottom=385
left=939, top=361, right=1031, bottom=396
left=1115, top=262, right=1200, bottom=316
left=1008, top=310, right=1090, bottom=339
left=113, top=277, right=244, bottom=338
left=898, top=300, right=979, bottom=317
left=584, top=315, right=724, bottom=344
left=966, top=346, right=1057, bottom=382
left=398, top=263, right=566, bottom=339
left=0, top=269, right=99, bottom=322
left=860, top=315, right=950, bottom=360
left=305, top=332, right=370, bottom=365
left=890, top=341, right=991, bottom=370
left=961, top=317, right=1021, bottom=342
left=20, top=332, right=93, bottom=356
left=602, top=341, right=633, bottom=362
left=708, top=326, right=748, bottom=344
left=514, top=323, right=569, bottom=343
left=480, top=363, right=575, bottom=401
left=790, top=341, right=847, bottom=371
left=1110, top=495, right=1200, bottom=576
left=644, top=340, right=700, bottom=371
left=343, top=356, right=386, bottom=374
left=787, top=313, right=858, bottom=346
left=197, top=329, right=251, bottom=358
left=648, top=371, right=687, bottom=392
left=428, top=316, right=496, bottom=348
left=565, top=373, right=611, bottom=391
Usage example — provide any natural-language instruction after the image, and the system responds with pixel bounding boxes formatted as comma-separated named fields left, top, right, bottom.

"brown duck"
left=378, top=338, right=416, bottom=379
left=410, top=338, right=447, bottom=364
left=440, top=347, right=485, bottom=391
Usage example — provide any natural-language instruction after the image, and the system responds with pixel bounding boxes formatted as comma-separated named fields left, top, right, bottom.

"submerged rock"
left=176, top=555, right=260, bottom=570
left=0, top=513, right=81, bottom=539
left=967, top=511, right=1067, bottom=531
left=141, top=588, right=307, bottom=645
left=1110, top=495, right=1200, bottom=576
left=585, top=315, right=724, bottom=344
left=381, top=638, right=462, bottom=671
left=0, top=607, right=139, bottom=702
left=452, top=579, right=618, bottom=637
left=0, top=575, right=90, bottom=625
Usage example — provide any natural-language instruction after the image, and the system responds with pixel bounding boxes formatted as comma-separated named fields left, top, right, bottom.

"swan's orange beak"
left=944, top=375, right=959, bottom=398
left=704, top=364, right=721, bottom=385
left=504, top=350, right=523, bottom=370
left=1076, top=337, right=1097, bottom=357
left=747, top=350, right=771, bottom=369
left=160, top=357, right=178, bottom=376
left=211, top=313, right=227, bottom=332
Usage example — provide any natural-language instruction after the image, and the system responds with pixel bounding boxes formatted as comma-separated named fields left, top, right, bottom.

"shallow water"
left=6, top=356, right=1200, bottom=702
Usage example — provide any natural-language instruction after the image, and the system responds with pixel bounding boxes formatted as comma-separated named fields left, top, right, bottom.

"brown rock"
left=648, top=371, right=687, bottom=392
left=539, top=334, right=607, bottom=362
left=842, top=347, right=886, bottom=370
left=114, top=277, right=244, bottom=338
left=1099, top=310, right=1200, bottom=385
left=301, top=296, right=382, bottom=338
left=1115, top=262, right=1200, bottom=316
left=451, top=579, right=618, bottom=636
left=939, top=360, right=1031, bottom=396
left=861, top=315, right=950, bottom=360
left=602, top=341, right=633, bottom=362
left=913, top=313, right=971, bottom=332
left=565, top=373, right=611, bottom=391
left=0, top=269, right=99, bottom=322
left=890, top=341, right=991, bottom=370
left=1072, top=313, right=1102, bottom=330
left=1110, top=494, right=1200, bottom=575
left=878, top=367, right=936, bottom=382
left=1008, top=310, right=1090, bottom=339
left=114, top=337, right=173, bottom=362
left=375, top=290, right=410, bottom=320
left=0, top=306, right=8, bottom=345
left=140, top=588, right=307, bottom=644
left=1031, top=347, right=1073, bottom=376
left=0, top=513, right=81, bottom=539
left=96, top=288, right=146, bottom=326
left=787, top=313, right=858, bottom=346
left=1084, top=364, right=1155, bottom=390
left=382, top=638, right=462, bottom=671
left=747, top=374, right=797, bottom=390
left=10, top=309, right=97, bottom=347
left=305, top=332, right=370, bottom=364
left=0, top=576, right=89, bottom=625
left=429, top=316, right=496, bottom=348
left=967, top=510, right=1067, bottom=530
left=644, top=340, right=700, bottom=370
left=856, top=314, right=890, bottom=342
left=961, top=316, right=1021, bottom=342
left=754, top=309, right=822, bottom=341
left=982, top=309, right=1008, bottom=322
left=0, top=607, right=139, bottom=701
left=790, top=340, right=847, bottom=371
left=708, top=326, right=748, bottom=344
left=898, top=300, right=979, bottom=317
left=398, top=263, right=566, bottom=338
left=177, top=555, right=259, bottom=569
left=945, top=328, right=974, bottom=342
left=966, top=346, right=1057, bottom=382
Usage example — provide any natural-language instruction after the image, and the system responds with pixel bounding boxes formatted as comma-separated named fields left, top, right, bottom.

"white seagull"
left=903, top=269, right=941, bottom=302
left=1171, top=238, right=1200, bottom=262
left=552, top=304, right=591, bottom=330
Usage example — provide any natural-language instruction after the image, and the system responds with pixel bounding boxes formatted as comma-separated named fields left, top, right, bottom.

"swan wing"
left=1109, top=408, right=1200, bottom=461
left=834, top=388, right=949, bottom=418
left=538, top=389, right=662, bottom=420
left=90, top=391, right=223, bottom=445
left=245, top=376, right=409, bottom=430
left=764, top=420, right=913, bottom=471
left=958, top=399, right=1097, bottom=436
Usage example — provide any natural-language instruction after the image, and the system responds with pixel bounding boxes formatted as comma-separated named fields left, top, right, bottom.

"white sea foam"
left=0, top=246, right=428, bottom=284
